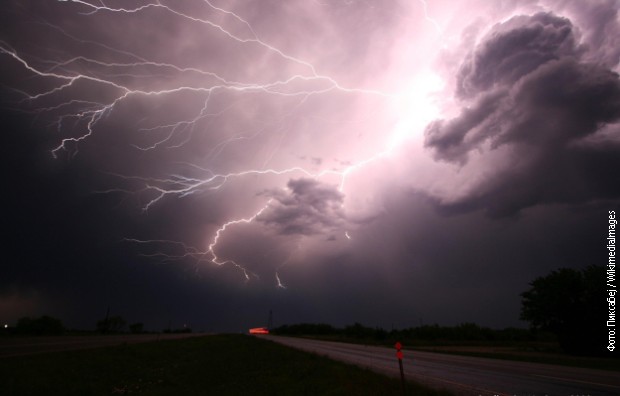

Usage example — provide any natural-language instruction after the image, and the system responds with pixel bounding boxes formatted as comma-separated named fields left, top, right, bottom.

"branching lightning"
left=1, top=0, right=439, bottom=286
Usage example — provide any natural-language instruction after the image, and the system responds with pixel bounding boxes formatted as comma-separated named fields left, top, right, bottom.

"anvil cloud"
left=0, top=0, right=618, bottom=331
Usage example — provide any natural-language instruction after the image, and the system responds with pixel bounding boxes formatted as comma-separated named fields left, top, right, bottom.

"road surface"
left=0, top=333, right=204, bottom=358
left=265, top=336, right=620, bottom=396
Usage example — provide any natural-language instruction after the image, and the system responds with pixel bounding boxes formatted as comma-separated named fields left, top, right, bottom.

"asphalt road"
left=265, top=336, right=620, bottom=396
left=0, top=333, right=204, bottom=358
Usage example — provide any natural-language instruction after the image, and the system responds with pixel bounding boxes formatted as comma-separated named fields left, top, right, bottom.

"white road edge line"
left=530, top=374, right=619, bottom=389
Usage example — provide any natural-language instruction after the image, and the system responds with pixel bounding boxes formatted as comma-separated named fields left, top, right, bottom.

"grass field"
left=0, top=334, right=452, bottom=395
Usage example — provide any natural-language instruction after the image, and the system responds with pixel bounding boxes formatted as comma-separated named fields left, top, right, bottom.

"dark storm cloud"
left=456, top=12, right=578, bottom=99
left=423, top=89, right=505, bottom=164
left=424, top=10, right=620, bottom=216
left=258, top=178, right=345, bottom=236
left=557, top=0, right=620, bottom=68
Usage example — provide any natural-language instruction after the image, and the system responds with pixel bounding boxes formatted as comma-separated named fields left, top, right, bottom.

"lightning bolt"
left=206, top=200, right=274, bottom=281
left=275, top=272, right=287, bottom=289
left=1, top=0, right=436, bottom=285
left=418, top=0, right=442, bottom=34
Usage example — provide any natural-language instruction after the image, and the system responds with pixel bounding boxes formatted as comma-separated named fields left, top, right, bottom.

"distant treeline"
left=272, top=322, right=554, bottom=345
left=11, top=316, right=65, bottom=336
left=1, top=315, right=190, bottom=336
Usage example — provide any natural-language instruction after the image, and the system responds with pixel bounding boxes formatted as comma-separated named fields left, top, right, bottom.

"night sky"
left=1, top=0, right=619, bottom=332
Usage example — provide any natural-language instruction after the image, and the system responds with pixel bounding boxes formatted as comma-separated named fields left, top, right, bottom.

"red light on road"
left=395, top=341, right=404, bottom=359
left=394, top=340, right=406, bottom=393
left=249, top=327, right=269, bottom=334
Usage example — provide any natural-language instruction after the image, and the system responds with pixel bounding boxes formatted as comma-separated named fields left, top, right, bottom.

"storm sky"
left=1, top=0, right=619, bottom=332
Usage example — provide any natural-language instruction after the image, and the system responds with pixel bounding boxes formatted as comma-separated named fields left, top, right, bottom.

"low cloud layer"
left=259, top=178, right=346, bottom=236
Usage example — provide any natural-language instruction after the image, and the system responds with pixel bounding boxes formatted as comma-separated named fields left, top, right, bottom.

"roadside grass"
left=0, top=334, right=452, bottom=396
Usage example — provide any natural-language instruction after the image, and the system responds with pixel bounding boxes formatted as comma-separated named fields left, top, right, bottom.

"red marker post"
left=395, top=341, right=406, bottom=395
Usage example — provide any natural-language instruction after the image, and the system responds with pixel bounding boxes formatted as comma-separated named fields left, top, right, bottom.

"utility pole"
left=268, top=309, right=273, bottom=330
left=103, top=307, right=110, bottom=334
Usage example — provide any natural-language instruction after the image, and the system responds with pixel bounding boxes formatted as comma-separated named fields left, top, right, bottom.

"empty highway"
left=266, top=336, right=620, bottom=396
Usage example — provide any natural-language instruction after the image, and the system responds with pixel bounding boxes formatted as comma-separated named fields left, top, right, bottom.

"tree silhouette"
left=521, top=266, right=606, bottom=355
left=96, top=315, right=126, bottom=334
left=129, top=322, right=144, bottom=334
